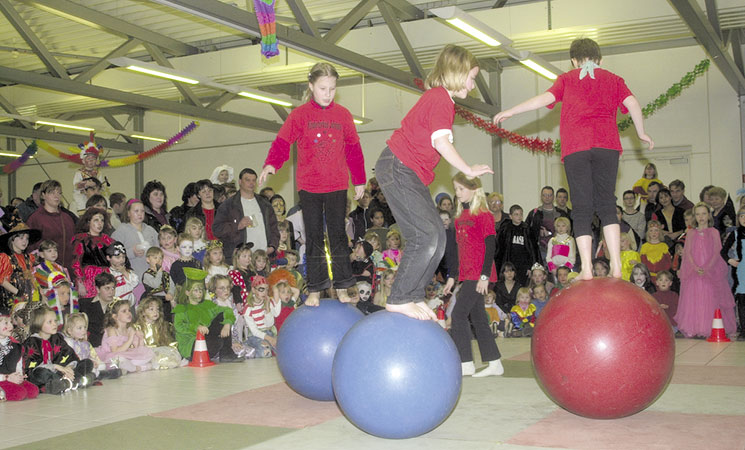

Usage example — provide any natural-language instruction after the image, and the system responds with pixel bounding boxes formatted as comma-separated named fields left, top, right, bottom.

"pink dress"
left=674, top=227, right=737, bottom=337
left=96, top=329, right=155, bottom=368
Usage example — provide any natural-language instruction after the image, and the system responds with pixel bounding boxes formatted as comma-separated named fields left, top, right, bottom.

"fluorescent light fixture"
left=519, top=59, right=559, bottom=80
left=0, top=151, right=32, bottom=158
left=512, top=51, right=562, bottom=80
left=36, top=120, right=94, bottom=132
left=237, top=91, right=294, bottom=107
left=430, top=6, right=512, bottom=47
left=125, top=65, right=200, bottom=84
left=352, top=115, right=371, bottom=125
left=109, top=57, right=201, bottom=85
left=131, top=134, right=168, bottom=142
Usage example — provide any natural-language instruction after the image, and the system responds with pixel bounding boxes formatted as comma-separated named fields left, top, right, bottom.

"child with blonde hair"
left=203, top=240, right=230, bottom=283
left=252, top=249, right=269, bottom=278
left=208, top=275, right=252, bottom=359
left=509, top=288, right=536, bottom=337
left=133, top=296, right=182, bottom=369
left=158, top=225, right=179, bottom=273
left=96, top=299, right=154, bottom=373
left=228, top=243, right=255, bottom=308
left=63, top=312, right=121, bottom=380
left=240, top=275, right=279, bottom=358
left=142, top=246, right=176, bottom=322
left=382, top=229, right=403, bottom=268
left=546, top=216, right=576, bottom=275
left=184, top=217, right=207, bottom=262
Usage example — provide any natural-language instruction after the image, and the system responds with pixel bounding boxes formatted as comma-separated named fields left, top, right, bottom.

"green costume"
left=174, top=300, right=236, bottom=358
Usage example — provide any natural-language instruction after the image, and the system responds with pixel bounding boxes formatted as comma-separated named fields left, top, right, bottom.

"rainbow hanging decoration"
left=2, top=121, right=198, bottom=173
left=254, top=0, right=279, bottom=58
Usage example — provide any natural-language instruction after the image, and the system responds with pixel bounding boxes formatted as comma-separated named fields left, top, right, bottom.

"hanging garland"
left=415, top=58, right=710, bottom=155
left=254, top=0, right=279, bottom=58
left=2, top=121, right=198, bottom=173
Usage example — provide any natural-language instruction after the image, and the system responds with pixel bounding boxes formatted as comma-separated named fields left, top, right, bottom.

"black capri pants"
left=563, top=148, right=620, bottom=237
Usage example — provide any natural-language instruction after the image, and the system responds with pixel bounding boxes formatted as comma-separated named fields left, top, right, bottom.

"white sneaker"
left=461, top=361, right=476, bottom=376
left=472, top=359, right=505, bottom=377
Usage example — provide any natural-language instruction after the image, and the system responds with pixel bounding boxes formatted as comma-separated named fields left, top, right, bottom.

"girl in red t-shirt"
left=259, top=63, right=366, bottom=307
left=375, top=45, right=492, bottom=321
left=494, top=38, right=653, bottom=281
left=444, top=173, right=503, bottom=377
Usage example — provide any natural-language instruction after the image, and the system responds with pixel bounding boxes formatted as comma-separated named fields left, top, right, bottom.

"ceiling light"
left=35, top=120, right=94, bottom=132
left=430, top=6, right=512, bottom=47
left=1, top=113, right=169, bottom=142
left=237, top=90, right=294, bottom=107
left=110, top=57, right=200, bottom=85
left=0, top=151, right=33, bottom=159
left=131, top=134, right=168, bottom=142
left=510, top=51, right=562, bottom=80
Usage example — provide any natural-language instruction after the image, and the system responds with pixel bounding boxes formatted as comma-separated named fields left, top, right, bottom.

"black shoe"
left=45, top=378, right=69, bottom=395
left=737, top=334, right=745, bottom=341
left=218, top=353, right=244, bottom=363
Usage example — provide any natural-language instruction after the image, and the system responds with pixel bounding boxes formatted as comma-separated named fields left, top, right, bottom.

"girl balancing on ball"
left=375, top=44, right=493, bottom=320
left=494, top=38, right=653, bottom=281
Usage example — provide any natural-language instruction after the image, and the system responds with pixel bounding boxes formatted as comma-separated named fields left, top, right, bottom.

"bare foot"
left=386, top=302, right=432, bottom=320
left=575, top=270, right=593, bottom=281
left=609, top=267, right=622, bottom=279
left=305, top=292, right=320, bottom=307
left=415, top=301, right=438, bottom=320
left=336, top=288, right=352, bottom=303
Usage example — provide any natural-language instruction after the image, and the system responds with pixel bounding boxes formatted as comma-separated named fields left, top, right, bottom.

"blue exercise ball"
left=332, top=311, right=462, bottom=439
left=277, top=299, right=364, bottom=401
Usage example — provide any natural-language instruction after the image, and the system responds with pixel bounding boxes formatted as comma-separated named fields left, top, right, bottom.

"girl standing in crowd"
left=72, top=208, right=114, bottom=298
left=259, top=62, right=366, bottom=307
left=675, top=203, right=737, bottom=338
left=444, top=173, right=503, bottom=377
left=0, top=224, right=40, bottom=309
left=375, top=45, right=492, bottom=320
left=632, top=163, right=663, bottom=204
left=494, top=38, right=653, bottom=281
left=105, top=242, right=138, bottom=306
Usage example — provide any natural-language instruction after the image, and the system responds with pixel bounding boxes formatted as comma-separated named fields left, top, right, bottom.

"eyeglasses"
left=254, top=287, right=267, bottom=292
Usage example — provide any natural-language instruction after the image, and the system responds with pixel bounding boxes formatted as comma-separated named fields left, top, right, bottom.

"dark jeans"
left=205, top=313, right=237, bottom=359
left=375, top=147, right=446, bottom=304
left=298, top=190, right=355, bottom=293
left=28, top=359, right=95, bottom=387
left=563, top=148, right=619, bottom=237
left=450, top=281, right=501, bottom=362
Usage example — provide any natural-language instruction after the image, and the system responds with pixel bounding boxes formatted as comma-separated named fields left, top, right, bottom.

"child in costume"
left=96, top=299, right=154, bottom=373
left=158, top=225, right=179, bottom=273
left=72, top=137, right=106, bottom=213
left=675, top=203, right=737, bottom=338
left=443, top=172, right=503, bottom=377
left=259, top=61, right=366, bottom=307
left=208, top=275, right=253, bottom=359
left=104, top=242, right=139, bottom=306
left=509, top=288, right=536, bottom=338
left=72, top=207, right=114, bottom=298
left=133, top=297, right=183, bottom=369
left=41, top=275, right=78, bottom=329
left=620, top=233, right=641, bottom=282
left=640, top=221, right=672, bottom=283
left=632, top=163, right=663, bottom=205
left=34, top=239, right=73, bottom=299
left=267, top=270, right=300, bottom=330
left=170, top=234, right=202, bottom=286
left=184, top=217, right=207, bottom=262
left=0, top=307, right=39, bottom=401
left=142, top=247, right=176, bottom=322
left=382, top=229, right=403, bottom=268
left=631, top=263, right=656, bottom=294
left=494, top=38, right=653, bottom=281
left=350, top=239, right=374, bottom=285
left=210, top=165, right=234, bottom=186
left=252, top=250, right=269, bottom=278
left=203, top=240, right=230, bottom=283
left=546, top=217, right=575, bottom=275
left=62, top=313, right=121, bottom=380
left=228, top=243, right=255, bottom=309
left=240, top=275, right=279, bottom=358
left=23, top=305, right=95, bottom=394
left=283, top=250, right=306, bottom=294
left=0, top=223, right=41, bottom=309
left=174, top=268, right=240, bottom=362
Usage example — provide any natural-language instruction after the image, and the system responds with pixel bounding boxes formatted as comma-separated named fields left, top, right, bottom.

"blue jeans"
left=375, top=147, right=446, bottom=305
left=245, top=330, right=276, bottom=358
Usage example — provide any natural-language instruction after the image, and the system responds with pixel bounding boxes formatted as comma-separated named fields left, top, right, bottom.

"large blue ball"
left=277, top=300, right=364, bottom=401
left=332, top=311, right=462, bottom=439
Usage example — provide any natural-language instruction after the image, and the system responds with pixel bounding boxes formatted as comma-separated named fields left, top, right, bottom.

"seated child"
left=184, top=217, right=207, bottom=262
left=528, top=263, right=554, bottom=293
left=550, top=266, right=572, bottom=296
left=350, top=240, right=374, bottom=284
left=240, top=275, right=279, bottom=358
left=204, top=240, right=230, bottom=283
left=364, top=231, right=385, bottom=270
left=228, top=243, right=255, bottom=308
left=424, top=280, right=444, bottom=310
left=142, top=247, right=176, bottom=322
left=174, top=268, right=240, bottom=363
left=170, top=234, right=202, bottom=286
left=366, top=209, right=389, bottom=251
left=105, top=242, right=139, bottom=306
left=631, top=263, right=656, bottom=294
left=23, top=305, right=95, bottom=394
left=592, top=258, right=610, bottom=277
left=78, top=272, right=118, bottom=348
left=484, top=291, right=508, bottom=337
left=269, top=275, right=300, bottom=331
left=208, top=275, right=253, bottom=360
left=652, top=270, right=679, bottom=331
left=0, top=307, right=39, bottom=401
left=0, top=224, right=40, bottom=308
left=41, top=274, right=78, bottom=330
left=532, top=283, right=550, bottom=317
left=33, top=239, right=73, bottom=298
left=509, top=287, right=536, bottom=337
left=640, top=220, right=672, bottom=283
left=382, top=229, right=403, bottom=268
left=133, top=297, right=183, bottom=369
left=63, top=313, right=121, bottom=380
left=96, top=299, right=155, bottom=373
left=283, top=250, right=306, bottom=294
left=620, top=233, right=641, bottom=282
left=252, top=250, right=269, bottom=278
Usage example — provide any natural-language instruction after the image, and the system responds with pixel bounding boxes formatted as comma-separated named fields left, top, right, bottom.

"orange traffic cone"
left=706, top=309, right=731, bottom=343
left=188, top=331, right=216, bottom=367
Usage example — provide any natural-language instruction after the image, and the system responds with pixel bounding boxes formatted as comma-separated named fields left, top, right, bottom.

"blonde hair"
left=304, top=62, right=339, bottom=102
left=176, top=233, right=193, bottom=246
left=135, top=296, right=174, bottom=346
left=452, top=172, right=488, bottom=217
left=425, top=45, right=478, bottom=92
left=203, top=247, right=227, bottom=272
left=693, top=202, right=714, bottom=227
left=554, top=216, right=571, bottom=234
left=385, top=229, right=403, bottom=249
left=207, top=274, right=231, bottom=294
left=516, top=287, right=532, bottom=301
left=185, top=217, right=205, bottom=240
left=62, top=312, right=88, bottom=338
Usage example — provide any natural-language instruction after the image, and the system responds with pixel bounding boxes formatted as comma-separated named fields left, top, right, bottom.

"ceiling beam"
left=324, top=0, right=379, bottom=44
left=151, top=0, right=498, bottom=116
left=704, top=0, right=722, bottom=41
left=285, top=0, right=320, bottom=38
left=0, top=0, right=70, bottom=79
left=0, top=66, right=282, bottom=132
left=732, top=28, right=744, bottom=74
left=474, top=71, right=495, bottom=106
left=75, top=38, right=141, bottom=84
left=381, top=0, right=424, bottom=21
left=0, top=124, right=138, bottom=151
left=378, top=1, right=424, bottom=79
left=669, top=0, right=745, bottom=94
left=143, top=43, right=202, bottom=107
left=207, top=92, right=237, bottom=110
left=0, top=93, right=33, bottom=128
left=101, top=112, right=134, bottom=145
left=17, top=0, right=198, bottom=56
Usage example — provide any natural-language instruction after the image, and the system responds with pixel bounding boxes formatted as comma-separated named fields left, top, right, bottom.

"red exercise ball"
left=531, top=278, right=675, bottom=419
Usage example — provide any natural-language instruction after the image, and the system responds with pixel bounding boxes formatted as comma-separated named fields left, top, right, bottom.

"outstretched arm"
left=622, top=95, right=654, bottom=150
left=493, top=92, right=556, bottom=124
left=433, top=136, right=493, bottom=178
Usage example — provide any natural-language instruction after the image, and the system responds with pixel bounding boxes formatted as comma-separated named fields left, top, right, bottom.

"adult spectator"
left=555, top=187, right=572, bottom=216
left=109, top=192, right=127, bottom=230
left=259, top=187, right=275, bottom=200
left=708, top=186, right=736, bottom=238
left=349, top=189, right=373, bottom=242
left=270, top=194, right=295, bottom=249
left=622, top=190, right=646, bottom=240
left=669, top=179, right=694, bottom=211
left=652, top=188, right=686, bottom=242
left=111, top=199, right=159, bottom=281
left=213, top=168, right=278, bottom=264
left=26, top=180, right=77, bottom=273
left=16, top=182, right=42, bottom=222
left=487, top=192, right=509, bottom=233
left=526, top=186, right=568, bottom=262
left=644, top=181, right=663, bottom=222
left=169, top=182, right=199, bottom=233
left=185, top=179, right=220, bottom=240
left=140, top=180, right=170, bottom=232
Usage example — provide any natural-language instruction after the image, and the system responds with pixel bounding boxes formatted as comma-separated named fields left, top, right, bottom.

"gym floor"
left=1, top=337, right=744, bottom=450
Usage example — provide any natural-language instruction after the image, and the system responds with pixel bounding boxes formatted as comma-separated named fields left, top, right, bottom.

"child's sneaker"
left=45, top=378, right=69, bottom=395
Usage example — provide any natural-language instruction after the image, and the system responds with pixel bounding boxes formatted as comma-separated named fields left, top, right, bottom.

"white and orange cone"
left=188, top=331, right=216, bottom=367
left=706, top=309, right=731, bottom=343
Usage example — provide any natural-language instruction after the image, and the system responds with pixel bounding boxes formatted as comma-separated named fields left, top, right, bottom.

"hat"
left=205, top=240, right=223, bottom=252
left=530, top=262, right=547, bottom=273
left=356, top=239, right=373, bottom=259
left=266, top=269, right=297, bottom=288
left=0, top=223, right=42, bottom=254
left=104, top=241, right=127, bottom=257
left=183, top=267, right=208, bottom=282
left=78, top=134, right=102, bottom=159
left=435, top=192, right=452, bottom=207
left=0, top=306, right=10, bottom=318
left=250, top=275, right=268, bottom=287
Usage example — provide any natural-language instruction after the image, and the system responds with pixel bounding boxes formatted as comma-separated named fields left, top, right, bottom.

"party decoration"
left=254, top=0, right=279, bottom=58
left=4, top=122, right=199, bottom=173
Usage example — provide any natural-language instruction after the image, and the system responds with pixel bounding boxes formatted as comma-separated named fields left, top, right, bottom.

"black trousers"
left=205, top=313, right=237, bottom=359
left=298, top=190, right=355, bottom=293
left=450, top=281, right=501, bottom=363
left=563, top=148, right=620, bottom=237
left=736, top=293, right=745, bottom=335
left=28, top=359, right=94, bottom=387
